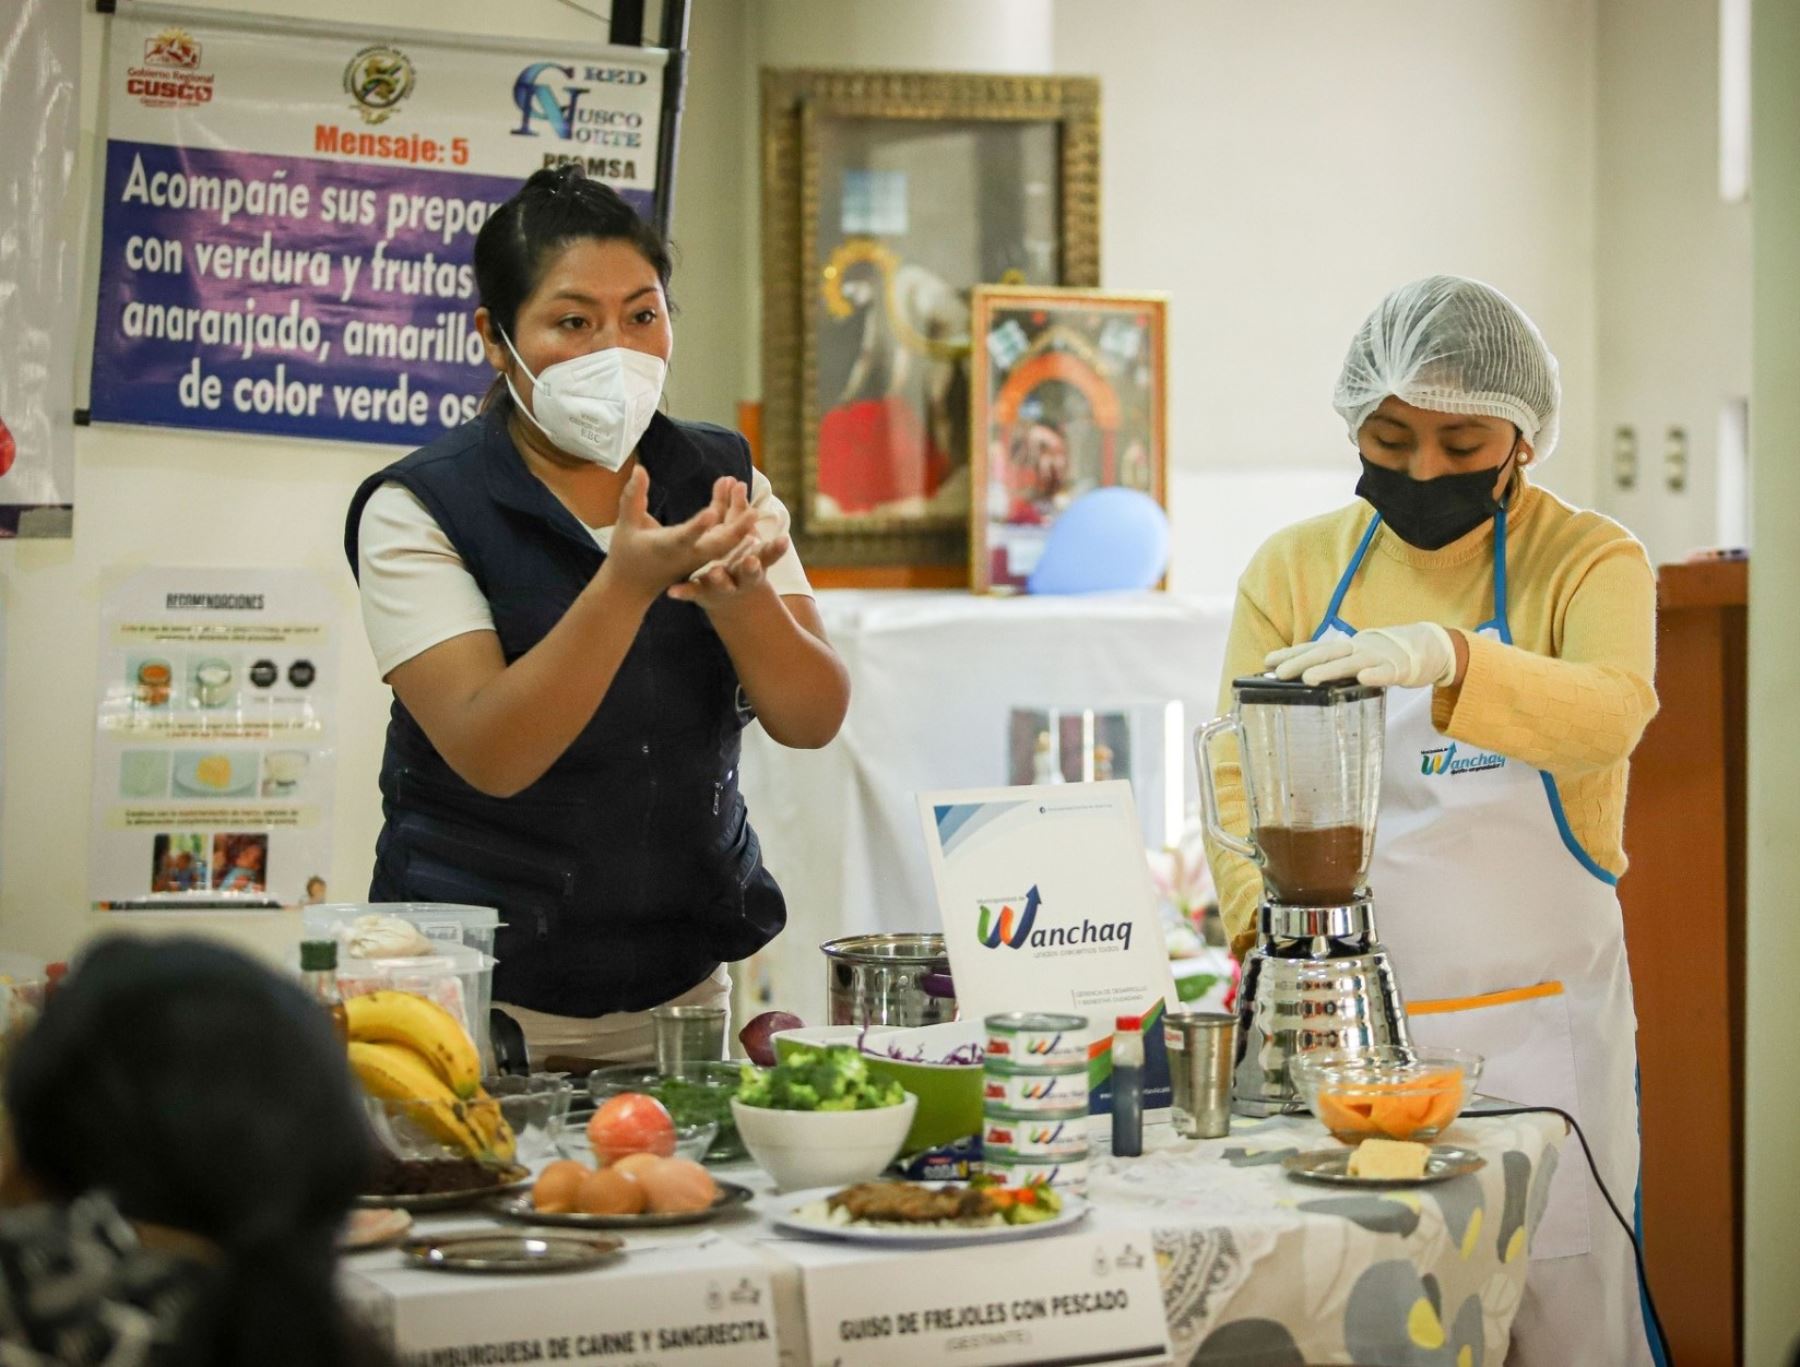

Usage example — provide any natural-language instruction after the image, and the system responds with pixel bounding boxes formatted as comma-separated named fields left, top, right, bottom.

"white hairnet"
left=1332, top=275, right=1562, bottom=461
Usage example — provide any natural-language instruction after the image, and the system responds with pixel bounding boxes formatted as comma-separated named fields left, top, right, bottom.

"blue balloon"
left=1026, top=487, right=1169, bottom=595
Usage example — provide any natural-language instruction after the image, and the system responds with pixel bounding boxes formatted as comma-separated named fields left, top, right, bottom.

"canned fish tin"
left=982, top=1108, right=1091, bottom=1160
left=980, top=1149, right=1089, bottom=1195
left=982, top=1066, right=1088, bottom=1113
left=984, top=1012, right=1090, bottom=1070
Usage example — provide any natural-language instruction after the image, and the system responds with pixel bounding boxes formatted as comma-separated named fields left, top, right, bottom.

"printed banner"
left=919, top=782, right=1180, bottom=1114
left=89, top=568, right=341, bottom=909
left=89, top=11, right=665, bottom=446
left=0, top=0, right=80, bottom=536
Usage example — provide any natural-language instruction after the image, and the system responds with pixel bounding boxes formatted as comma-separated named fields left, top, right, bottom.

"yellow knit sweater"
left=1206, top=476, right=1659, bottom=958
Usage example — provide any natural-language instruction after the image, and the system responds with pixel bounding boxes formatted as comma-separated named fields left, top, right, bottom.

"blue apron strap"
left=1492, top=499, right=1618, bottom=886
left=1475, top=502, right=1512, bottom=640
left=1311, top=513, right=1381, bottom=641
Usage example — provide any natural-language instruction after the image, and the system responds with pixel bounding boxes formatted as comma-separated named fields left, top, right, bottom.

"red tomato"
left=587, top=1092, right=677, bottom=1163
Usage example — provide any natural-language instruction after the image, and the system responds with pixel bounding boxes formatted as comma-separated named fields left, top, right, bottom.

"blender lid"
left=1231, top=674, right=1384, bottom=706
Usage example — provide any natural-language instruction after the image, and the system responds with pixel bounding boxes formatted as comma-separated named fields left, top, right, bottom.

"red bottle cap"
left=1115, top=1014, right=1142, bottom=1031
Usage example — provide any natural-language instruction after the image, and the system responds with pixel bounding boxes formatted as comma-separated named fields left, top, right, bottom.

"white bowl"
left=729, top=1094, right=917, bottom=1193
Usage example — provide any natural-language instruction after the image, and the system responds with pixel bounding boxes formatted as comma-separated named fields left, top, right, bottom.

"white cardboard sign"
left=918, top=783, right=1180, bottom=1112
left=348, top=1237, right=779, bottom=1366
left=787, top=1225, right=1170, bottom=1367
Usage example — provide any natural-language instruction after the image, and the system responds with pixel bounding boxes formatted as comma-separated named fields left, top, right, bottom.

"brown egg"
left=637, top=1157, right=718, bottom=1215
left=531, top=1160, right=588, bottom=1214
left=611, top=1152, right=663, bottom=1180
left=576, top=1165, right=646, bottom=1216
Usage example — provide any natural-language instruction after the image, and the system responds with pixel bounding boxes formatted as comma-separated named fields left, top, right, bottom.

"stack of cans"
left=979, top=1012, right=1091, bottom=1193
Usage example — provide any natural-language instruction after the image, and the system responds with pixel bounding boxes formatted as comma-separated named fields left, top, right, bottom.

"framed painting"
left=969, top=286, right=1168, bottom=594
left=761, top=69, right=1100, bottom=577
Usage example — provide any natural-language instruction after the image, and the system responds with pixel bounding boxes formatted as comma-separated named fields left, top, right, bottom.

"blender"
left=1195, top=676, right=1412, bottom=1114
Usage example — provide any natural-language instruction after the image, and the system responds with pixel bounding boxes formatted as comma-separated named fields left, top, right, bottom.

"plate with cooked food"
left=354, top=1154, right=532, bottom=1212
left=1282, top=1139, right=1485, bottom=1187
left=772, top=1178, right=1087, bottom=1246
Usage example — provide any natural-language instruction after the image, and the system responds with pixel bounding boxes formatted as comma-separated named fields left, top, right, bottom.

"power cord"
left=1459, top=1101, right=1673, bottom=1367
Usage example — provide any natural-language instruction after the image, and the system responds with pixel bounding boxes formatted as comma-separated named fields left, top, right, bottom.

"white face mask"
left=500, top=331, right=667, bottom=470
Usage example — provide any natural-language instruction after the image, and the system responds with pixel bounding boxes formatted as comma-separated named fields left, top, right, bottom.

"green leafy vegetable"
left=736, top=1043, right=906, bottom=1111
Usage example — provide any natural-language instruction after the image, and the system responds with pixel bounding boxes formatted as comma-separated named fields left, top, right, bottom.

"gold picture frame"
left=969, top=286, right=1169, bottom=594
left=761, top=68, right=1101, bottom=575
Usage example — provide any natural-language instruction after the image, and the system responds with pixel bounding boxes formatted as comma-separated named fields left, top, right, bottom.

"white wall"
left=1593, top=0, right=1751, bottom=565
left=1745, top=1, right=1800, bottom=1356
left=1051, top=0, right=1601, bottom=542
left=0, top=0, right=756, bottom=961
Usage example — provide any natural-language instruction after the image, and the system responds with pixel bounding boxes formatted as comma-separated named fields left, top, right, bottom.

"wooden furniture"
left=1620, top=557, right=1747, bottom=1367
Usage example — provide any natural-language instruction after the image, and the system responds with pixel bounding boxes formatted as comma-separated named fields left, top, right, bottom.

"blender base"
left=1231, top=932, right=1413, bottom=1115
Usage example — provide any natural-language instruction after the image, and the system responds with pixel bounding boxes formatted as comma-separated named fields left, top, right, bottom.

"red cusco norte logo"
left=977, top=886, right=1040, bottom=949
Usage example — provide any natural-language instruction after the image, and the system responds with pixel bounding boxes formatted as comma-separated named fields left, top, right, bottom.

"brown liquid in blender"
left=1258, top=825, right=1368, bottom=905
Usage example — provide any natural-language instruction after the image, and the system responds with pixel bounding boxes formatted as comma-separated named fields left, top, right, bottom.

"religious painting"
left=970, top=287, right=1168, bottom=593
left=761, top=69, right=1100, bottom=575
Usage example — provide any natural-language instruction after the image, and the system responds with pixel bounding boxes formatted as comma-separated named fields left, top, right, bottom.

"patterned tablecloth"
left=345, top=1109, right=1567, bottom=1367
left=1095, top=1111, right=1567, bottom=1366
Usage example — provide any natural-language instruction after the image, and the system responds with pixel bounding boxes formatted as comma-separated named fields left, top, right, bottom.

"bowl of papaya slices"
left=1290, top=1046, right=1483, bottom=1144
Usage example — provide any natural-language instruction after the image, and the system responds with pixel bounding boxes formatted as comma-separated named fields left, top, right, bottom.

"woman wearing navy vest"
left=345, top=168, right=849, bottom=1064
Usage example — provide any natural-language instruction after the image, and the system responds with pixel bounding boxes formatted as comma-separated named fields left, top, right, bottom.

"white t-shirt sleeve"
left=747, top=467, right=815, bottom=599
left=357, top=482, right=498, bottom=679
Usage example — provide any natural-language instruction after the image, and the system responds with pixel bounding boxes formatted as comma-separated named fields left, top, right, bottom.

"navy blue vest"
left=344, top=407, right=785, bottom=1018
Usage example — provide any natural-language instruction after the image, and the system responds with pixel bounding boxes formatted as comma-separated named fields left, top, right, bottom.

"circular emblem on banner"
left=344, top=45, right=415, bottom=124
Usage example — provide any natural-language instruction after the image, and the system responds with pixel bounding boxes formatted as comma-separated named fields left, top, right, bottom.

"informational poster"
left=89, top=569, right=340, bottom=909
left=0, top=0, right=79, bottom=536
left=89, top=10, right=666, bottom=445
left=919, top=783, right=1180, bottom=1114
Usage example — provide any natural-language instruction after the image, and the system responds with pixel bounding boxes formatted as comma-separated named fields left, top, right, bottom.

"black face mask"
left=1355, top=452, right=1516, bottom=550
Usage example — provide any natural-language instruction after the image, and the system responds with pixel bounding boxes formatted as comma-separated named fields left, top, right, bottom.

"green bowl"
left=771, top=1024, right=982, bottom=1153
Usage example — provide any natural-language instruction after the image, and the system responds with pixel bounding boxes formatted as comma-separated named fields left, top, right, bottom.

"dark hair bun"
left=474, top=168, right=674, bottom=339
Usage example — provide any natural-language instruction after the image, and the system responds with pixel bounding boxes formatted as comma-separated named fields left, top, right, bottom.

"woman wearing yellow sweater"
left=1209, top=276, right=1657, bottom=1367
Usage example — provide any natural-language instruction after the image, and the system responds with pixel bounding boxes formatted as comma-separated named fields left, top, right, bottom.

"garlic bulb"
left=345, top=914, right=433, bottom=959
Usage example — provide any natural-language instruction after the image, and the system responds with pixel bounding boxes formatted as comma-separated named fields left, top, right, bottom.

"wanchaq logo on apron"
left=1419, top=742, right=1507, bottom=777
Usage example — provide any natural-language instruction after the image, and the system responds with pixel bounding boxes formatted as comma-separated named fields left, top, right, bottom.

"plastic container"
left=308, top=902, right=500, bottom=960
left=331, top=941, right=496, bottom=1071
left=306, top=903, right=500, bottom=1064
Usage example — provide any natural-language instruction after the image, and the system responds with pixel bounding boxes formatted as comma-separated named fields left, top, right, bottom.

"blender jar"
left=1196, top=677, right=1385, bottom=906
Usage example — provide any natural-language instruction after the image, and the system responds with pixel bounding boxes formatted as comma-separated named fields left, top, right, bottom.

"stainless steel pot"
left=822, top=933, right=956, bottom=1027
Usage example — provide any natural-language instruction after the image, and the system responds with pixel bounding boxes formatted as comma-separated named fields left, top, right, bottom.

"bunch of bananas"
left=346, top=991, right=516, bottom=1164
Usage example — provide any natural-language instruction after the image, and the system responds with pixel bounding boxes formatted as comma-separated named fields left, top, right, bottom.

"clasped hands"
left=1265, top=621, right=1460, bottom=689
left=606, top=467, right=790, bottom=613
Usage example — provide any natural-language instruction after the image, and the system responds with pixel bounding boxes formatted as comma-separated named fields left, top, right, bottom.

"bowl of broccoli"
left=731, top=1044, right=917, bottom=1191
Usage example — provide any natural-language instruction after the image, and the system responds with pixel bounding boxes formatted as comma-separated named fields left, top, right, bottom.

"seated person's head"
left=4, top=936, right=383, bottom=1365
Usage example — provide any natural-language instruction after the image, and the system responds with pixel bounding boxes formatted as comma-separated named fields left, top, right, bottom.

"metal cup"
left=651, top=1004, right=727, bottom=1077
left=1166, top=1010, right=1236, bottom=1139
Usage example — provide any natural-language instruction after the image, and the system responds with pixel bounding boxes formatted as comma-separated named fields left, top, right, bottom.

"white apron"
left=1316, top=507, right=1653, bottom=1365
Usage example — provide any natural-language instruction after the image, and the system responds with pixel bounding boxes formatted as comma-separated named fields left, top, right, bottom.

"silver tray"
left=355, top=1164, right=532, bottom=1213
left=1282, top=1145, right=1485, bottom=1187
left=489, top=1180, right=755, bottom=1230
left=401, top=1229, right=625, bottom=1274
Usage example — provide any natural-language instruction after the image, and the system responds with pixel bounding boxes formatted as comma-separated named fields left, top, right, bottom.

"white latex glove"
left=1264, top=622, right=1458, bottom=688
